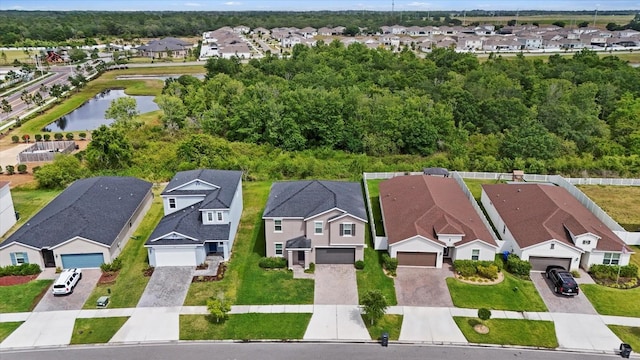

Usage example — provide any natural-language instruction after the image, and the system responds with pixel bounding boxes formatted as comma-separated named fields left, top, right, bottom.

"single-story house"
left=379, top=175, right=498, bottom=268
left=481, top=183, right=633, bottom=271
left=145, top=169, right=243, bottom=267
left=136, top=37, right=191, bottom=59
left=0, top=177, right=153, bottom=269
left=262, top=180, right=368, bottom=269
left=0, top=181, right=17, bottom=238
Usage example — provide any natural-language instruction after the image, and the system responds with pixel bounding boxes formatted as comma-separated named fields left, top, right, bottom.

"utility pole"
left=516, top=9, right=519, bottom=26
left=463, top=10, right=466, bottom=26
left=593, top=8, right=598, bottom=27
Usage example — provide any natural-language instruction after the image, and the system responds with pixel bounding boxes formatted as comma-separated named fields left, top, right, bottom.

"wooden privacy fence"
left=18, top=141, right=76, bottom=162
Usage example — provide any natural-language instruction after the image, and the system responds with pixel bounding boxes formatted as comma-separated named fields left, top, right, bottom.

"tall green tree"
left=105, top=96, right=139, bottom=129
left=156, top=95, right=187, bottom=130
left=34, top=155, right=89, bottom=189
left=1, top=99, right=12, bottom=119
left=85, top=125, right=133, bottom=170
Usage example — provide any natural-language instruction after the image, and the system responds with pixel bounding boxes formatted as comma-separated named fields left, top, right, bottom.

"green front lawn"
left=454, top=317, right=558, bottom=348
left=446, top=273, right=547, bottom=312
left=581, top=284, right=640, bottom=317
left=366, top=179, right=385, bottom=236
left=363, top=314, right=402, bottom=341
left=83, top=187, right=164, bottom=309
left=356, top=226, right=396, bottom=305
left=2, top=185, right=61, bottom=241
left=0, top=280, right=52, bottom=313
left=185, top=181, right=314, bottom=306
left=180, top=313, right=311, bottom=340
left=0, top=322, right=23, bottom=342
left=70, top=317, right=129, bottom=344
left=608, top=325, right=640, bottom=350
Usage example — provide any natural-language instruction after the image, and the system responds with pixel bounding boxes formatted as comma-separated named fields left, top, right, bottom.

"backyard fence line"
left=451, top=171, right=500, bottom=243
left=18, top=140, right=76, bottom=163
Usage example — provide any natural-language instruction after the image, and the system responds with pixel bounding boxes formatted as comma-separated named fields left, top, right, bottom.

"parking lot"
left=32, top=269, right=101, bottom=312
left=530, top=271, right=597, bottom=314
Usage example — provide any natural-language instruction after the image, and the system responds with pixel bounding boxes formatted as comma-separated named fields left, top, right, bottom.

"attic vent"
left=517, top=189, right=521, bottom=192
left=118, top=197, right=121, bottom=200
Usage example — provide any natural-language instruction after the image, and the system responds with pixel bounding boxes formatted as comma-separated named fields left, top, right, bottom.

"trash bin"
left=620, top=343, right=632, bottom=358
left=380, top=332, right=389, bottom=347
left=502, top=251, right=510, bottom=261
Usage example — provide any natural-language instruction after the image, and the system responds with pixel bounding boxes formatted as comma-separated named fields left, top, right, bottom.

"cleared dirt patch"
left=577, top=185, right=640, bottom=231
left=0, top=275, right=38, bottom=286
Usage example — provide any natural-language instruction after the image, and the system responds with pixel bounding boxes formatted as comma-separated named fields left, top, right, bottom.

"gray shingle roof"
left=146, top=205, right=230, bottom=245
left=137, top=37, right=190, bottom=52
left=162, top=169, right=242, bottom=209
left=286, top=236, right=311, bottom=249
left=2, top=177, right=152, bottom=249
left=263, top=180, right=367, bottom=221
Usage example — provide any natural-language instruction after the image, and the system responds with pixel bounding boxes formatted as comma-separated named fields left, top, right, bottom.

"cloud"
left=405, top=2, right=431, bottom=7
left=184, top=2, right=202, bottom=6
left=223, top=1, right=241, bottom=5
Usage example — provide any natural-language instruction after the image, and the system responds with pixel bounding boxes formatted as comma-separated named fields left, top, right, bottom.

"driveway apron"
left=530, top=272, right=597, bottom=314
left=395, top=266, right=454, bottom=307
left=399, top=307, right=467, bottom=343
left=303, top=305, right=370, bottom=341
left=109, top=307, right=180, bottom=343
left=137, top=267, right=194, bottom=307
left=552, top=313, right=622, bottom=352
left=33, top=269, right=101, bottom=312
left=313, top=265, right=358, bottom=305
left=0, top=310, right=78, bottom=349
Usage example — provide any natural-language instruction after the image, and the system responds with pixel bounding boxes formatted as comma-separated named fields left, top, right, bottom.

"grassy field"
left=454, top=317, right=558, bottom=348
left=576, top=185, right=640, bottom=231
left=356, top=225, right=397, bottom=305
left=0, top=280, right=53, bottom=313
left=184, top=181, right=314, bottom=306
left=1, top=184, right=61, bottom=242
left=581, top=285, right=640, bottom=317
left=608, top=325, right=640, bottom=350
left=0, top=322, right=23, bottom=342
left=70, top=317, right=128, bottom=344
left=363, top=314, right=402, bottom=341
left=366, top=179, right=385, bottom=236
left=0, top=49, right=35, bottom=65
left=447, top=273, right=547, bottom=312
left=83, top=186, right=164, bottom=309
left=179, top=313, right=311, bottom=340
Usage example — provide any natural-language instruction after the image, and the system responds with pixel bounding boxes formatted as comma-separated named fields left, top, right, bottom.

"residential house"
left=136, top=37, right=191, bottom=59
left=298, top=27, right=317, bottom=38
left=379, top=175, right=497, bottom=268
left=0, top=181, right=17, bottom=238
left=233, top=25, right=250, bottom=34
left=263, top=180, right=368, bottom=269
left=145, top=169, right=243, bottom=267
left=481, top=183, right=633, bottom=271
left=0, top=177, right=152, bottom=269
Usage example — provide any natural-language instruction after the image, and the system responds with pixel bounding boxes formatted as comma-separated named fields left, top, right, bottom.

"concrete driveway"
left=552, top=313, right=623, bottom=352
left=530, top=272, right=597, bottom=314
left=137, top=267, right=194, bottom=307
left=314, top=265, right=358, bottom=305
left=0, top=310, right=78, bottom=349
left=399, top=307, right=468, bottom=343
left=303, top=305, right=370, bottom=341
left=32, top=269, right=101, bottom=312
left=395, top=265, right=454, bottom=307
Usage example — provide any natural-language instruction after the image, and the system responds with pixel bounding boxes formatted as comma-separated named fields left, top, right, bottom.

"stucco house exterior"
left=136, top=37, right=191, bottom=59
left=145, top=169, right=243, bottom=267
left=262, top=180, right=368, bottom=269
left=0, top=177, right=153, bottom=269
left=481, top=183, right=632, bottom=271
left=379, top=175, right=498, bottom=268
left=0, top=181, right=17, bottom=238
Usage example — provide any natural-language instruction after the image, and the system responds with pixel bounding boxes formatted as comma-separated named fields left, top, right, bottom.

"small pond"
left=42, top=89, right=159, bottom=132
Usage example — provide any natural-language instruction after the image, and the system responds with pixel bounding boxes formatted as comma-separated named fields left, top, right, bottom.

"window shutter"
left=352, top=224, right=356, bottom=236
left=23, top=252, right=29, bottom=263
left=340, top=224, right=344, bottom=236
left=10, top=253, right=16, bottom=265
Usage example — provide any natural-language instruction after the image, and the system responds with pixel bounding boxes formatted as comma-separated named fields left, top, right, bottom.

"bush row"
left=100, top=257, right=123, bottom=273
left=505, top=254, right=532, bottom=276
left=382, top=254, right=398, bottom=273
left=453, top=259, right=502, bottom=280
left=0, top=164, right=28, bottom=175
left=0, top=263, right=41, bottom=276
left=11, top=132, right=87, bottom=143
left=258, top=256, right=287, bottom=269
left=589, top=264, right=638, bottom=280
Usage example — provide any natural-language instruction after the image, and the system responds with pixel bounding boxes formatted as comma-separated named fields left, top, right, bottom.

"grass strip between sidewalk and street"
left=83, top=186, right=164, bottom=309
left=0, top=280, right=53, bottom=313
left=362, top=314, right=402, bottom=341
left=580, top=284, right=640, bottom=317
left=447, top=273, right=547, bottom=312
left=180, top=313, right=311, bottom=340
left=0, top=321, right=23, bottom=342
left=608, top=325, right=640, bottom=351
left=70, top=317, right=129, bottom=344
left=454, top=317, right=558, bottom=348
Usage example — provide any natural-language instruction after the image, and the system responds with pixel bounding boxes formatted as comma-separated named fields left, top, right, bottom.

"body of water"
left=42, top=89, right=159, bottom=132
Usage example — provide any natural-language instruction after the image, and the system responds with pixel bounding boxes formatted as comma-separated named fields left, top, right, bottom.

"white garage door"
left=154, top=248, right=197, bottom=267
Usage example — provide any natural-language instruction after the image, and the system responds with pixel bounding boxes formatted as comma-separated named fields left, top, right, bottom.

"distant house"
left=137, top=37, right=191, bottom=59
left=481, top=183, right=633, bottom=271
left=263, top=180, right=368, bottom=269
left=145, top=169, right=243, bottom=267
left=0, top=177, right=152, bottom=269
left=0, top=181, right=17, bottom=238
left=379, top=175, right=497, bottom=268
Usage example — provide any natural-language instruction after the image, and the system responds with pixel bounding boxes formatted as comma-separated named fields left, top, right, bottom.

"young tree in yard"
left=361, top=290, right=388, bottom=325
left=105, top=97, right=139, bottom=129
left=206, top=296, right=231, bottom=323
left=1, top=99, right=12, bottom=119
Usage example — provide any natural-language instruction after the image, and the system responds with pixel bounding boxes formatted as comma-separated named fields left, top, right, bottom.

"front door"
left=297, top=251, right=305, bottom=265
left=443, top=247, right=451, bottom=259
left=41, top=249, right=55, bottom=268
left=206, top=242, right=218, bottom=254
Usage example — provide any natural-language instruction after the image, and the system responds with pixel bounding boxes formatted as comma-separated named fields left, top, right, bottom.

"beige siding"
left=305, top=210, right=344, bottom=247
left=109, top=189, right=153, bottom=259
left=264, top=218, right=305, bottom=257
left=53, top=237, right=111, bottom=268
left=0, top=243, right=44, bottom=268
left=329, top=216, right=366, bottom=246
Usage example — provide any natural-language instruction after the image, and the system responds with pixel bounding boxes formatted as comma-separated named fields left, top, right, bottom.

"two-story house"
left=145, top=169, right=243, bottom=267
left=262, top=180, right=368, bottom=269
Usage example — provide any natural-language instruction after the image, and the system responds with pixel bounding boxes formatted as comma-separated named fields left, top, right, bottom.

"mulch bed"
left=98, top=271, right=119, bottom=285
left=0, top=275, right=39, bottom=286
left=192, top=263, right=227, bottom=283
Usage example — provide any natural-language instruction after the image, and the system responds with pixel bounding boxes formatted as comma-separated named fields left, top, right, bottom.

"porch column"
left=288, top=250, right=293, bottom=270
left=222, top=243, right=230, bottom=261
left=304, top=250, right=310, bottom=270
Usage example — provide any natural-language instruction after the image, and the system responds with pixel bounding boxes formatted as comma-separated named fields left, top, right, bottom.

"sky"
left=1, top=0, right=639, bottom=12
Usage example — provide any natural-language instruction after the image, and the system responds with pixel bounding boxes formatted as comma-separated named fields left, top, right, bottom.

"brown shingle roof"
left=380, top=175, right=496, bottom=246
left=482, top=184, right=630, bottom=252
left=0, top=181, right=9, bottom=189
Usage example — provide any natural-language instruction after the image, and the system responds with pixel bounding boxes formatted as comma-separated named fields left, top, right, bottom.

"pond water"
left=42, top=89, right=159, bottom=132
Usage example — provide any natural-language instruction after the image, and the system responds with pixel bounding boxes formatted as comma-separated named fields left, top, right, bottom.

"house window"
left=340, top=223, right=355, bottom=237
left=274, top=243, right=283, bottom=256
left=550, top=243, right=555, bottom=250
left=603, top=253, right=620, bottom=265
left=582, top=240, right=591, bottom=245
left=207, top=212, right=213, bottom=222
left=274, top=219, right=282, bottom=232
left=10, top=252, right=28, bottom=265
left=314, top=221, right=323, bottom=235
left=169, top=198, right=176, bottom=209
left=217, top=212, right=223, bottom=221
left=471, top=249, right=480, bottom=261
left=502, top=225, right=506, bottom=234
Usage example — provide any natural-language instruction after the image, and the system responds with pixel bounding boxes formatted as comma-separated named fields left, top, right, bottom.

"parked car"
left=546, top=266, right=579, bottom=296
left=52, top=268, right=82, bottom=295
